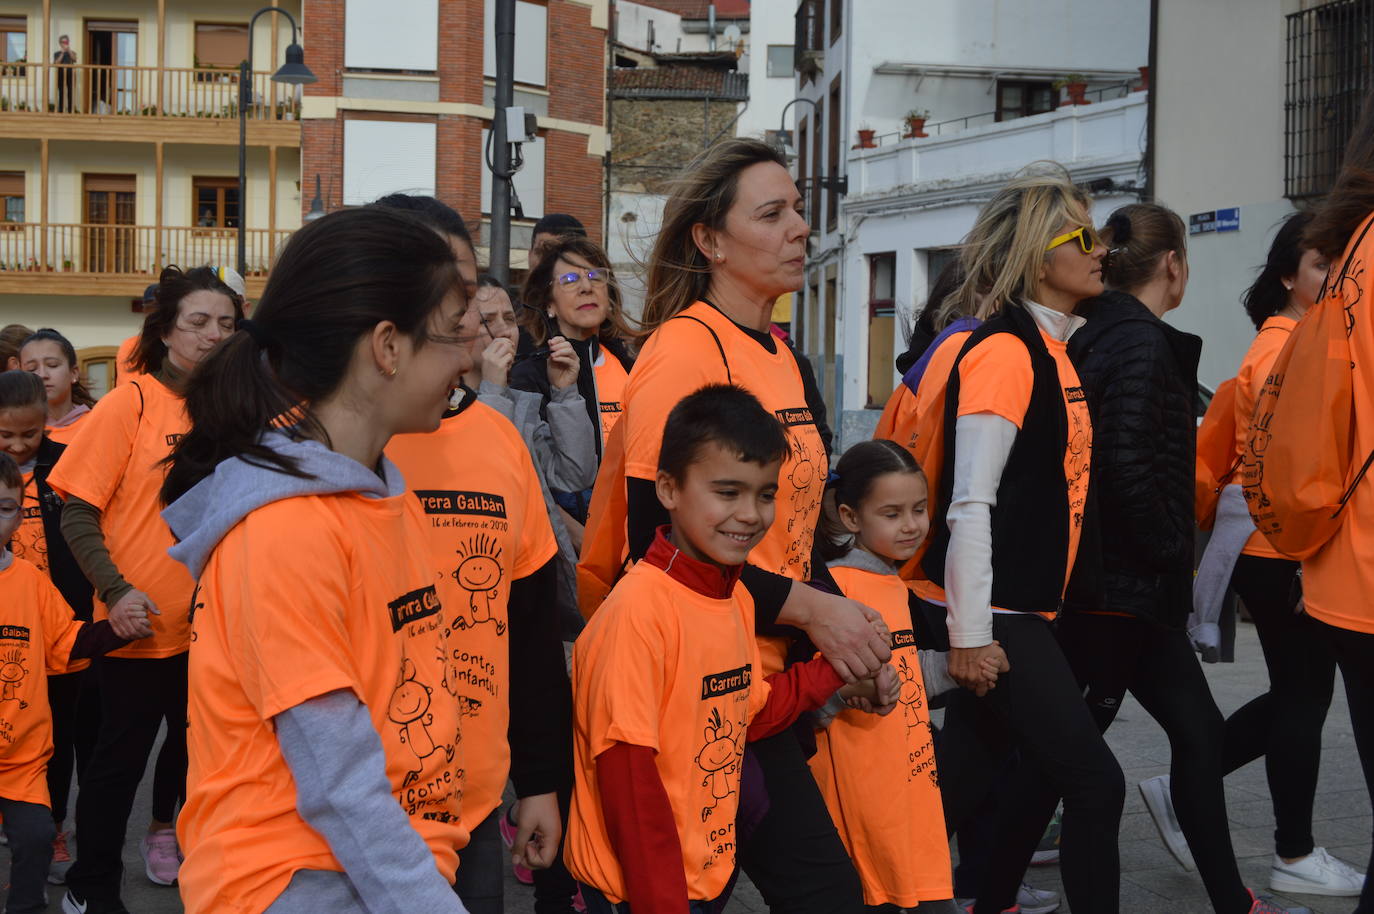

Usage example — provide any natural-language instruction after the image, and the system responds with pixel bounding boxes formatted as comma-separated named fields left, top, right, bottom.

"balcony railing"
left=0, top=62, right=302, bottom=121
left=0, top=223, right=291, bottom=277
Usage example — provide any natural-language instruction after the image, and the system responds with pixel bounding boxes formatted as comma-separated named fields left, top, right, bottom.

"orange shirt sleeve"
left=46, top=382, right=141, bottom=509
left=218, top=510, right=367, bottom=720
left=581, top=596, right=674, bottom=755
left=511, top=442, right=559, bottom=579
left=954, top=335, right=1033, bottom=429
left=623, top=323, right=731, bottom=481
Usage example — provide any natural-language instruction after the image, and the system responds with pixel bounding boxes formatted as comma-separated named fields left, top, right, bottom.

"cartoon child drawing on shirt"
left=389, top=656, right=454, bottom=786
left=0, top=648, right=28, bottom=711
left=896, top=655, right=925, bottom=737
left=452, top=534, right=507, bottom=635
left=695, top=707, right=741, bottom=822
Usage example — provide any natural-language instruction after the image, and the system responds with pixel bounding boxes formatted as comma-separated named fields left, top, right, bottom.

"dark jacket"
left=1065, top=290, right=1202, bottom=628
left=510, top=335, right=635, bottom=462
left=34, top=436, right=95, bottom=620
left=922, top=303, right=1098, bottom=612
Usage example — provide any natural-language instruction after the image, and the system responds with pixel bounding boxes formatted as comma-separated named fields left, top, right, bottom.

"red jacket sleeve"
left=747, top=657, right=844, bottom=742
left=596, top=741, right=689, bottom=913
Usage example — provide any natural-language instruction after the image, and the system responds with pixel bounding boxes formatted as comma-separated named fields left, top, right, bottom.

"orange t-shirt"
left=45, top=409, right=90, bottom=445
left=810, top=564, right=951, bottom=907
left=873, top=331, right=971, bottom=462
left=176, top=491, right=467, bottom=914
left=387, top=400, right=559, bottom=827
left=874, top=383, right=917, bottom=451
left=624, top=302, right=828, bottom=583
left=11, top=471, right=47, bottom=576
left=565, top=560, right=770, bottom=904
left=911, top=331, right=1091, bottom=613
left=0, top=555, right=84, bottom=806
left=115, top=335, right=141, bottom=386
left=594, top=349, right=630, bottom=447
left=1234, top=317, right=1297, bottom=559
left=46, top=377, right=194, bottom=659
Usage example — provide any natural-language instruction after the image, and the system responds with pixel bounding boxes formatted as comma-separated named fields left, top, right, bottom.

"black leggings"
left=1223, top=555, right=1336, bottom=859
left=1056, top=613, right=1253, bottom=914
left=1311, top=616, right=1374, bottom=914
left=64, top=653, right=189, bottom=903
left=936, top=613, right=1124, bottom=914
left=45, top=667, right=100, bottom=827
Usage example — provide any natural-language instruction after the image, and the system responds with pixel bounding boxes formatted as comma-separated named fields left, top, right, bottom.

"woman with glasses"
left=917, top=169, right=1124, bottom=914
left=50, top=265, right=242, bottom=913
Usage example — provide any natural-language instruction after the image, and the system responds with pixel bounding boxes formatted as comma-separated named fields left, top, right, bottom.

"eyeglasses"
left=553, top=269, right=609, bottom=288
left=1045, top=226, right=1098, bottom=255
left=175, top=315, right=236, bottom=337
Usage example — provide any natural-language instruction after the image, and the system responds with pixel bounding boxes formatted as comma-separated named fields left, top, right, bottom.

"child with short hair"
left=564, top=385, right=897, bottom=914
left=811, top=440, right=1005, bottom=913
left=0, top=452, right=149, bottom=914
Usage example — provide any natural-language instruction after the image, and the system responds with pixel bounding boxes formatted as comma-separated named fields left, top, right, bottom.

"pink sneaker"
left=573, top=885, right=586, bottom=912
left=141, top=828, right=181, bottom=886
left=497, top=807, right=534, bottom=885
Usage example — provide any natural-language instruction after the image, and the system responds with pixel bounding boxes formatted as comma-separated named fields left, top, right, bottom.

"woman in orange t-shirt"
left=615, top=137, right=893, bottom=914
left=158, top=207, right=475, bottom=914
left=20, top=328, right=96, bottom=444
left=49, top=265, right=242, bottom=909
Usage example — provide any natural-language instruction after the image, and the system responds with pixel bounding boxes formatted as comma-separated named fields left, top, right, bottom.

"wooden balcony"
left=0, top=62, right=302, bottom=146
left=0, top=222, right=288, bottom=296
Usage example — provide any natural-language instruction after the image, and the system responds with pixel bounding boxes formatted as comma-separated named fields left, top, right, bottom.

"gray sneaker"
left=1138, top=775, right=1196, bottom=871
left=1269, top=847, right=1366, bottom=897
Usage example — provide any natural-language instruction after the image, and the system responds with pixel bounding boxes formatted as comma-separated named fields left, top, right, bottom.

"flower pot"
left=1135, top=65, right=1150, bottom=92
left=1061, top=82, right=1090, bottom=106
left=903, top=116, right=928, bottom=139
left=853, top=128, right=877, bottom=149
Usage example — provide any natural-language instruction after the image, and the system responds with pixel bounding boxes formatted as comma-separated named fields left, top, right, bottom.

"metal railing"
left=0, top=223, right=291, bottom=276
left=861, top=82, right=1137, bottom=149
left=0, top=61, right=302, bottom=120
left=1285, top=0, right=1374, bottom=199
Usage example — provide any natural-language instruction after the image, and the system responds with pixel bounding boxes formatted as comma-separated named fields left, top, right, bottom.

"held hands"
left=108, top=589, right=157, bottom=640
left=546, top=336, right=580, bottom=390
left=947, top=641, right=1010, bottom=698
left=839, top=662, right=901, bottom=716
left=510, top=792, right=563, bottom=871
left=481, top=337, right=516, bottom=387
left=795, top=588, right=893, bottom=684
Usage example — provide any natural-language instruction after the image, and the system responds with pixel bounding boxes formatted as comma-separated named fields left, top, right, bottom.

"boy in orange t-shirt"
left=565, top=385, right=896, bottom=913
left=0, top=453, right=147, bottom=914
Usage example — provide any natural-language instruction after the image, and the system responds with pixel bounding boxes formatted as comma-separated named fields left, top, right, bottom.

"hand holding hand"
left=547, top=336, right=580, bottom=389
left=948, top=642, right=1010, bottom=697
left=108, top=589, right=157, bottom=640
left=800, top=590, right=892, bottom=684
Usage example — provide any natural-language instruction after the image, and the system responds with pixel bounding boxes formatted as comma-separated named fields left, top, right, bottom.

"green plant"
left=906, top=108, right=930, bottom=120
left=1053, top=73, right=1088, bottom=89
left=0, top=97, right=10, bottom=111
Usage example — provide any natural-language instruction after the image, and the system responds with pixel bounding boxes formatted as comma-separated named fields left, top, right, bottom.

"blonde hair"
left=640, top=138, right=790, bottom=342
left=939, top=164, right=1092, bottom=328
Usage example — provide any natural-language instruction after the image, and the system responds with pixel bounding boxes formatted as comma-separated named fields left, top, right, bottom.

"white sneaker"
left=1138, top=775, right=1196, bottom=871
left=1269, top=847, right=1366, bottom=897
left=1017, top=881, right=1061, bottom=913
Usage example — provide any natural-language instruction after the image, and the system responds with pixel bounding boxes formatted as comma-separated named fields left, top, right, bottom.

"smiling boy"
left=564, top=385, right=891, bottom=914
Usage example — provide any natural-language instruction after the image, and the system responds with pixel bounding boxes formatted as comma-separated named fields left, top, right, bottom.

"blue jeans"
left=578, top=883, right=715, bottom=914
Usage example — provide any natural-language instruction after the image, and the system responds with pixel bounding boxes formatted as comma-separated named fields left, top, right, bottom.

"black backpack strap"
left=130, top=379, right=145, bottom=420
left=670, top=314, right=732, bottom=384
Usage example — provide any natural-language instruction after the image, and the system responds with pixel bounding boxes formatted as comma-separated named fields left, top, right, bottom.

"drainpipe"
left=1144, top=0, right=1159, bottom=201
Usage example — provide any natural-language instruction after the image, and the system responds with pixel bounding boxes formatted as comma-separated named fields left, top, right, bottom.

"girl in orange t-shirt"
left=20, top=328, right=96, bottom=444
left=50, top=265, right=242, bottom=910
left=810, top=440, right=1001, bottom=911
left=158, top=207, right=476, bottom=914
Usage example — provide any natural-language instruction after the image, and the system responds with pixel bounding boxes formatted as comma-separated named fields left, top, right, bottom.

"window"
left=766, top=44, right=793, bottom=77
left=343, top=118, right=438, bottom=204
left=0, top=16, right=23, bottom=66
left=867, top=252, right=895, bottom=407
left=1286, top=0, right=1374, bottom=198
left=483, top=0, right=548, bottom=87
left=195, top=23, right=247, bottom=70
left=0, top=172, right=21, bottom=224
left=192, top=176, right=240, bottom=229
left=996, top=79, right=1056, bottom=122
left=826, top=76, right=841, bottom=233
left=829, top=0, right=842, bottom=43
left=345, top=0, right=438, bottom=71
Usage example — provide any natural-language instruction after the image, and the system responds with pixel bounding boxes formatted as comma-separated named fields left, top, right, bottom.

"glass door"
left=83, top=174, right=136, bottom=273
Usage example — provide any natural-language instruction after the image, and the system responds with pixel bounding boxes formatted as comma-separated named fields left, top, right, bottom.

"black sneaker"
left=61, top=889, right=131, bottom=914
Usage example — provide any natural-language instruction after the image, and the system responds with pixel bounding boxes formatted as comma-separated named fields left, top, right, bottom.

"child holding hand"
left=0, top=452, right=149, bottom=914
left=810, top=440, right=1006, bottom=913
left=564, top=385, right=896, bottom=914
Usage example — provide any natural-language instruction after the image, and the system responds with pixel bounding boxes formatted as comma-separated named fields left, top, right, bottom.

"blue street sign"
left=1215, top=207, right=1241, bottom=232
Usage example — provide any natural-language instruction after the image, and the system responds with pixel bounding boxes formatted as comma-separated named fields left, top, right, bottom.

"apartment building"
left=0, top=0, right=303, bottom=392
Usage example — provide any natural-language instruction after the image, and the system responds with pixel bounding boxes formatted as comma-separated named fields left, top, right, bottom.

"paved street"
left=7, top=622, right=1369, bottom=914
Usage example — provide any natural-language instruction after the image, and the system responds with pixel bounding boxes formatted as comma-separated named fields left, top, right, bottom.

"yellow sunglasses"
left=1045, top=226, right=1098, bottom=254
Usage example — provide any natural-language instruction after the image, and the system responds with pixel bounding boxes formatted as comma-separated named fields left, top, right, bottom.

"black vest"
left=921, top=304, right=1083, bottom=613
left=33, top=436, right=95, bottom=621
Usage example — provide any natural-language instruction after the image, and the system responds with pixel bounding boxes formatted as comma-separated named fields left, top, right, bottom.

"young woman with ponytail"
left=20, top=328, right=96, bottom=443
left=157, top=207, right=475, bottom=914
left=51, top=265, right=242, bottom=912
left=1056, top=203, right=1306, bottom=913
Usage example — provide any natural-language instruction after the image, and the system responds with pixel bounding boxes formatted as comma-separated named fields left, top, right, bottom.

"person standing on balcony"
left=53, top=36, right=75, bottom=113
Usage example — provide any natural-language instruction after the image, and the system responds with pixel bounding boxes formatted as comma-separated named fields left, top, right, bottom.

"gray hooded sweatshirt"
left=162, top=432, right=468, bottom=914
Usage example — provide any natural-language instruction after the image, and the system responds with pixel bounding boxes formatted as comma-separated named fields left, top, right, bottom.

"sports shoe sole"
left=1138, top=777, right=1196, bottom=872
left=1269, top=872, right=1365, bottom=897
left=1029, top=848, right=1059, bottom=866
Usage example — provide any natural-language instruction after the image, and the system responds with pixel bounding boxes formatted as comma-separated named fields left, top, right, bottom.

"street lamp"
left=774, top=96, right=819, bottom=156
left=238, top=6, right=316, bottom=276
left=303, top=173, right=326, bottom=221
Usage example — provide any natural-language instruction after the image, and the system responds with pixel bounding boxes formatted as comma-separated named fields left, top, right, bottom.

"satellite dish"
left=723, top=24, right=742, bottom=47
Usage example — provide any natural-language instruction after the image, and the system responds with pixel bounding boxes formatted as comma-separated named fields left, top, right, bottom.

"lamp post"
left=239, top=7, right=316, bottom=276
left=303, top=173, right=325, bottom=221
left=774, top=96, right=819, bottom=156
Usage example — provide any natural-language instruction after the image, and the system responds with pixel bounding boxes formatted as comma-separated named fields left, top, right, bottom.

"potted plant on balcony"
left=62, top=259, right=73, bottom=272
left=904, top=108, right=930, bottom=139
left=854, top=123, right=877, bottom=149
left=1135, top=65, right=1149, bottom=92
left=1054, top=73, right=1090, bottom=106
